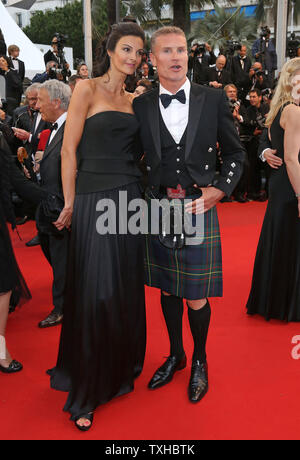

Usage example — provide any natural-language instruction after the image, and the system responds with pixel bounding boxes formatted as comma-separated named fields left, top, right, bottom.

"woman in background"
left=246, top=57, right=300, bottom=321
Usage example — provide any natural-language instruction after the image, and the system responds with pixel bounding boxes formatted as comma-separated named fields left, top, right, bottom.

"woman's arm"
left=281, top=104, right=300, bottom=217
left=54, top=80, right=92, bottom=230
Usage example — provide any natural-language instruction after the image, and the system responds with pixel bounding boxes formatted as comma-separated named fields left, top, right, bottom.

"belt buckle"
left=166, top=184, right=186, bottom=199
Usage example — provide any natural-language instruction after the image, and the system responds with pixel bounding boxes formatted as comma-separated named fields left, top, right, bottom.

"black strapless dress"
left=49, top=112, right=146, bottom=419
left=246, top=106, right=300, bottom=321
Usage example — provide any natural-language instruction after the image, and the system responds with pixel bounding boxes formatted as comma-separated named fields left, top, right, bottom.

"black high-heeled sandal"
left=74, top=413, right=94, bottom=432
left=0, top=360, right=23, bottom=374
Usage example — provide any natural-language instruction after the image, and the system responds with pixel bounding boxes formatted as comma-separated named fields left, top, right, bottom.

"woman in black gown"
left=49, top=23, right=147, bottom=431
left=246, top=57, right=300, bottom=321
left=0, top=132, right=44, bottom=372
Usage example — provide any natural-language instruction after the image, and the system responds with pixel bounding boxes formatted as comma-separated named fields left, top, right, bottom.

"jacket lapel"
left=41, top=124, right=65, bottom=163
left=185, top=83, right=206, bottom=160
left=147, top=88, right=162, bottom=159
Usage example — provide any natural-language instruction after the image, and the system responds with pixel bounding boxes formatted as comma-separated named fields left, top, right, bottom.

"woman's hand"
left=53, top=206, right=73, bottom=231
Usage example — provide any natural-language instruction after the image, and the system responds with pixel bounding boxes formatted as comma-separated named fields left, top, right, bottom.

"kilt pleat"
left=144, top=205, right=223, bottom=300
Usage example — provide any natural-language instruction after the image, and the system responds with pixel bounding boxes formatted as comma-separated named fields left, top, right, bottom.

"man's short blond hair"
left=151, top=26, right=186, bottom=52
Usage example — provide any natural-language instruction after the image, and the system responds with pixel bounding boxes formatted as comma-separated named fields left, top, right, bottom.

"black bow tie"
left=50, top=122, right=58, bottom=131
left=160, top=89, right=186, bottom=109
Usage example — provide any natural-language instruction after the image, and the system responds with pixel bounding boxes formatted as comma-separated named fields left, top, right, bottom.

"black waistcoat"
left=159, top=111, right=194, bottom=188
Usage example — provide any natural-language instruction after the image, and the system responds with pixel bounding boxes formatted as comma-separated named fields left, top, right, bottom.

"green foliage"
left=190, top=3, right=257, bottom=52
left=23, top=0, right=108, bottom=62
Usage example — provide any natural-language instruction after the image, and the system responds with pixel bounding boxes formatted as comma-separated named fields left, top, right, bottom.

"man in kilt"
left=133, top=27, right=244, bottom=403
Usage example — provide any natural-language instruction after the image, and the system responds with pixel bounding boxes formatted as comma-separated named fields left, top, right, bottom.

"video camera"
left=226, top=40, right=241, bottom=56
left=53, top=33, right=68, bottom=52
left=194, top=44, right=206, bottom=56
left=51, top=33, right=69, bottom=81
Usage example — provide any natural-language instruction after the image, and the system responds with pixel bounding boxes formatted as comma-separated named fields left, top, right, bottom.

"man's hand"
left=263, top=148, right=283, bottom=169
left=13, top=128, right=30, bottom=141
left=253, top=128, right=263, bottom=136
left=185, top=186, right=225, bottom=214
left=53, top=206, right=72, bottom=231
left=210, top=81, right=222, bottom=89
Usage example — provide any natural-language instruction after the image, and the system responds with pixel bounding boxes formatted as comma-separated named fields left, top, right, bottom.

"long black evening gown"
left=49, top=112, right=146, bottom=420
left=0, top=138, right=31, bottom=307
left=246, top=105, right=300, bottom=321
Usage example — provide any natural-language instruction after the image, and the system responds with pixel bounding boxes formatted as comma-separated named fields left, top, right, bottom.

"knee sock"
left=161, top=293, right=185, bottom=359
left=187, top=300, right=211, bottom=364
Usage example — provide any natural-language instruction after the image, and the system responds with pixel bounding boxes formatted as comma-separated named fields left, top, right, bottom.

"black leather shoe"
left=0, top=360, right=23, bottom=374
left=25, top=235, right=40, bottom=247
left=16, top=215, right=29, bottom=225
left=148, top=354, right=187, bottom=390
left=188, top=361, right=208, bottom=403
left=38, top=311, right=63, bottom=328
left=234, top=193, right=248, bottom=203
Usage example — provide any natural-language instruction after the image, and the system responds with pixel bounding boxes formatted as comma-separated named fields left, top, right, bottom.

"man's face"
left=150, top=33, right=188, bottom=88
left=36, top=88, right=59, bottom=123
left=216, top=56, right=226, bottom=70
left=134, top=85, right=147, bottom=97
left=142, top=63, right=149, bottom=76
left=226, top=86, right=237, bottom=100
left=51, top=37, right=58, bottom=53
left=239, top=46, right=247, bottom=58
left=249, top=92, right=261, bottom=107
left=26, top=90, right=38, bottom=110
left=11, top=49, right=20, bottom=58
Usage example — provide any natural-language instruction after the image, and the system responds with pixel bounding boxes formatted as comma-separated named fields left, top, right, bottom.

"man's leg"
left=148, top=291, right=186, bottom=390
left=186, top=298, right=211, bottom=403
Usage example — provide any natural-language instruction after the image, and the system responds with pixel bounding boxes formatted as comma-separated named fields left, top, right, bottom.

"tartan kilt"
left=144, top=204, right=223, bottom=300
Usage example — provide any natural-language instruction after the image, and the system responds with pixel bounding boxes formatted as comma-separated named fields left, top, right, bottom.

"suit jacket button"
left=208, top=147, right=213, bottom=152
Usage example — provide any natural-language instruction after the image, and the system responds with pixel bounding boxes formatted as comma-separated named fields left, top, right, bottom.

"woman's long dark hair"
left=93, top=22, right=145, bottom=78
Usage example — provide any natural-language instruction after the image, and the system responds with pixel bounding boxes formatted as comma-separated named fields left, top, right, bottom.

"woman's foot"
left=0, top=345, right=23, bottom=373
left=74, top=413, right=94, bottom=432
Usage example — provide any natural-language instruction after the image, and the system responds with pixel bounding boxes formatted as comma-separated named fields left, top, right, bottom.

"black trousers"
left=39, top=231, right=69, bottom=314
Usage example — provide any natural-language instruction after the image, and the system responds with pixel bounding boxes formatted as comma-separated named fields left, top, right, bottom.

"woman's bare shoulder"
left=281, top=103, right=300, bottom=128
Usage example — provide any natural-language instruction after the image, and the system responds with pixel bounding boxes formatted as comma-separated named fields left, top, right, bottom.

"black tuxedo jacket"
left=11, top=58, right=25, bottom=82
left=205, top=67, right=232, bottom=88
left=39, top=122, right=65, bottom=198
left=230, top=55, right=252, bottom=88
left=133, top=83, right=245, bottom=197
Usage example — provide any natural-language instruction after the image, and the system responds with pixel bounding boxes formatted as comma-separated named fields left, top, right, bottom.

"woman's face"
left=108, top=35, right=144, bottom=76
left=291, top=69, right=300, bottom=103
left=79, top=65, right=89, bottom=78
left=0, top=57, right=8, bottom=71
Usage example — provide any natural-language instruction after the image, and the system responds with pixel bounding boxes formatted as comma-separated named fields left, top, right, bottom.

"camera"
left=195, top=44, right=206, bottom=55
left=260, top=26, right=271, bottom=39
left=226, top=40, right=241, bottom=56
left=254, top=69, right=264, bottom=78
left=287, top=32, right=300, bottom=59
left=228, top=99, right=240, bottom=113
left=250, top=112, right=266, bottom=130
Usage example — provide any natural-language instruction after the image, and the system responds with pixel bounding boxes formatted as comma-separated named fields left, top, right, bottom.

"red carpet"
left=1, top=201, right=300, bottom=440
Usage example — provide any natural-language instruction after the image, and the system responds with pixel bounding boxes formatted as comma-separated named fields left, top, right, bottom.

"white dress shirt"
left=11, top=58, right=19, bottom=72
left=159, top=78, right=190, bottom=145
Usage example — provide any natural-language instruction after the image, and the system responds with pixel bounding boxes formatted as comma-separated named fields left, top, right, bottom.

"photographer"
left=224, top=84, right=248, bottom=202
left=32, top=61, right=63, bottom=84
left=245, top=62, right=270, bottom=106
left=252, top=26, right=277, bottom=87
left=44, top=35, right=71, bottom=83
left=188, top=43, right=216, bottom=84
left=241, top=89, right=269, bottom=201
left=0, top=56, right=22, bottom=116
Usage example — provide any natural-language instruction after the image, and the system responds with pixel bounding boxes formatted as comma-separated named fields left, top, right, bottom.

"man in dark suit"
left=133, top=27, right=244, bottom=403
left=34, top=79, right=71, bottom=328
left=8, top=46, right=25, bottom=82
left=205, top=55, right=232, bottom=89
left=230, top=45, right=252, bottom=101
